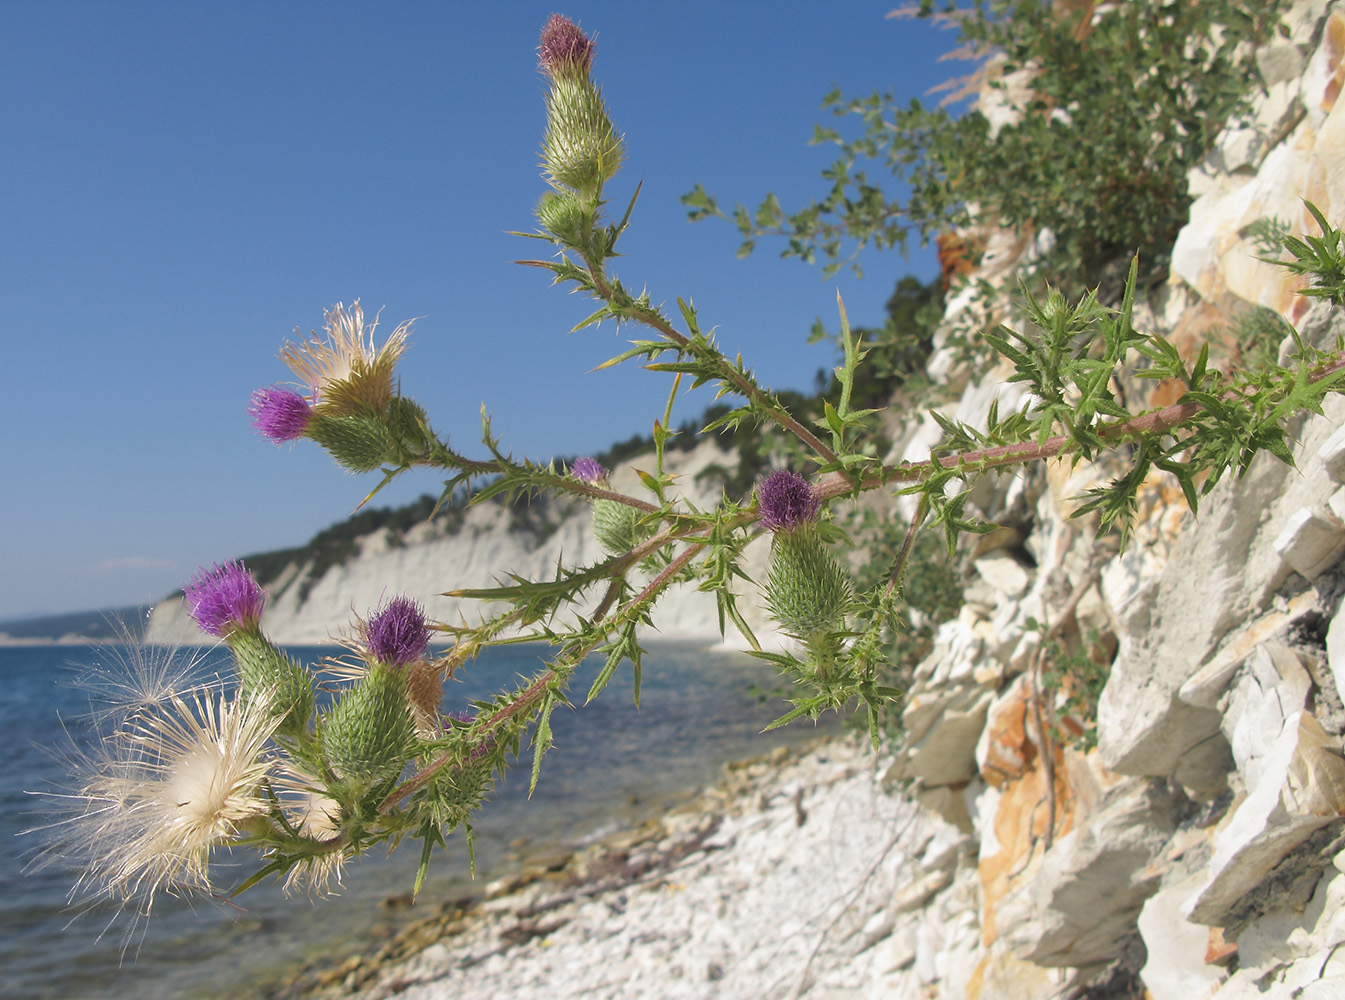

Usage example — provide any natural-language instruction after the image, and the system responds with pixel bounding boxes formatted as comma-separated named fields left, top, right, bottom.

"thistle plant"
left=758, top=470, right=854, bottom=682
left=571, top=456, right=650, bottom=554
left=42, top=10, right=1345, bottom=925
left=184, top=562, right=313, bottom=735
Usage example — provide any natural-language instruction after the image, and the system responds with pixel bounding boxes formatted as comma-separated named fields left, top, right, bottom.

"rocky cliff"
left=845, top=3, right=1345, bottom=994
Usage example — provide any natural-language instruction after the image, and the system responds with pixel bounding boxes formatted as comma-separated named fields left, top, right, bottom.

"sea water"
left=1, top=641, right=835, bottom=1000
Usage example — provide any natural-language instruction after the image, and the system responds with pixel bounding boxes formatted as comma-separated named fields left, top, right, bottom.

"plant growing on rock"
left=685, top=0, right=1286, bottom=292
left=41, top=9, right=1345, bottom=927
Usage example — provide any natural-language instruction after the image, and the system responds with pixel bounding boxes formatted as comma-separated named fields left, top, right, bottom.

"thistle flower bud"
left=756, top=471, right=853, bottom=658
left=570, top=457, right=645, bottom=553
left=757, top=470, right=820, bottom=533
left=448, top=711, right=495, bottom=764
left=571, top=456, right=608, bottom=483
left=433, top=710, right=496, bottom=823
left=183, top=565, right=312, bottom=728
left=323, top=665, right=413, bottom=788
left=306, top=412, right=396, bottom=472
left=765, top=527, right=854, bottom=642
left=225, top=625, right=316, bottom=735
left=248, top=386, right=312, bottom=443
left=185, top=562, right=266, bottom=638
left=536, top=190, right=595, bottom=245
left=538, top=15, right=625, bottom=197
left=593, top=497, right=644, bottom=555
left=386, top=396, right=434, bottom=456
left=366, top=596, right=430, bottom=668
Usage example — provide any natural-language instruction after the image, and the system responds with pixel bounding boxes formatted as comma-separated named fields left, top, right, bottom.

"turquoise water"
left=2, top=641, right=833, bottom=1000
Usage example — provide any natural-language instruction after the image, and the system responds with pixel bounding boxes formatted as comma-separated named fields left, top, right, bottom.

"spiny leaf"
left=762, top=695, right=829, bottom=731
left=530, top=695, right=556, bottom=797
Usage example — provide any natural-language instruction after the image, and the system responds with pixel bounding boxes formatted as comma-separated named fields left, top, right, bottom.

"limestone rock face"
left=994, top=777, right=1181, bottom=967
left=855, top=3, right=1345, bottom=995
left=1184, top=712, right=1345, bottom=927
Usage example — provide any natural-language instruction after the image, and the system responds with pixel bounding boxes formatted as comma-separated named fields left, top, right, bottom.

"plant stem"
left=576, top=247, right=840, bottom=465
left=816, top=352, right=1345, bottom=501
left=884, top=496, right=930, bottom=600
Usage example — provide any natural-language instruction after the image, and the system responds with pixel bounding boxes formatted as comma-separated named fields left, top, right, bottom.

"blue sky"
left=0, top=3, right=959, bottom=620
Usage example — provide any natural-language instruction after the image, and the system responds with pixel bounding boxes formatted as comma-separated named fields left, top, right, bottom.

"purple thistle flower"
left=366, top=596, right=430, bottom=668
left=757, top=470, right=820, bottom=533
left=571, top=456, right=608, bottom=484
left=538, top=13, right=594, bottom=79
left=248, top=386, right=311, bottom=443
left=184, top=562, right=266, bottom=637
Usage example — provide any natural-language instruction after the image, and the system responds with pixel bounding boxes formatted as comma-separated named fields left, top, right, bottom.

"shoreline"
left=6, top=640, right=842, bottom=1000
left=255, top=733, right=963, bottom=1000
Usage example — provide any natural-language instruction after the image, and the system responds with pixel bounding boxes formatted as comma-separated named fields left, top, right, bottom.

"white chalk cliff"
left=145, top=436, right=781, bottom=649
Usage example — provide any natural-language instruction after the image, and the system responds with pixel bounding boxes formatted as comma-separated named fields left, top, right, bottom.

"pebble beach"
left=264, top=735, right=967, bottom=1000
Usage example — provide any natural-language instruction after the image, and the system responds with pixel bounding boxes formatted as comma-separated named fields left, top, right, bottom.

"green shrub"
left=687, top=0, right=1285, bottom=296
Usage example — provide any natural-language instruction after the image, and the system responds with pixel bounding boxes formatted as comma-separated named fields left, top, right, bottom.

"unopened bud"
left=386, top=397, right=433, bottom=456
left=593, top=497, right=645, bottom=555
left=324, top=665, right=413, bottom=788
left=538, top=16, right=624, bottom=196
left=307, top=413, right=396, bottom=472
left=764, top=525, right=853, bottom=644
left=537, top=190, right=595, bottom=245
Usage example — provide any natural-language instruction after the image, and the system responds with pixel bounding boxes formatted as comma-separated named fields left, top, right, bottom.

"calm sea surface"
left=1, top=641, right=834, bottom=1000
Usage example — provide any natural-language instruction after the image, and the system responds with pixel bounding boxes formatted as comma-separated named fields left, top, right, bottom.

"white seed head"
left=30, top=688, right=279, bottom=938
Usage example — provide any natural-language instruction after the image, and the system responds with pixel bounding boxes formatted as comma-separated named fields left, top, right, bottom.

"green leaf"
left=413, top=823, right=443, bottom=900
left=677, top=297, right=701, bottom=334
left=1186, top=344, right=1209, bottom=391
left=762, top=695, right=829, bottom=731
left=681, top=182, right=721, bottom=220
left=823, top=399, right=844, bottom=438
left=530, top=695, right=556, bottom=797
left=572, top=305, right=613, bottom=332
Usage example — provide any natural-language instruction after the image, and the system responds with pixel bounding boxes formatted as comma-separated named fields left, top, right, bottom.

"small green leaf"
left=530, top=696, right=555, bottom=797
left=762, top=695, right=828, bottom=731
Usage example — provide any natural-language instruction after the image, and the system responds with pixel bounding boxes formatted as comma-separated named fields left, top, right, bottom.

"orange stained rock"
left=978, top=740, right=1078, bottom=947
left=936, top=230, right=986, bottom=290
left=1323, top=10, right=1345, bottom=112
left=965, top=945, right=1062, bottom=999
left=978, top=731, right=1122, bottom=949
left=980, top=675, right=1035, bottom=788
left=1206, top=926, right=1237, bottom=967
